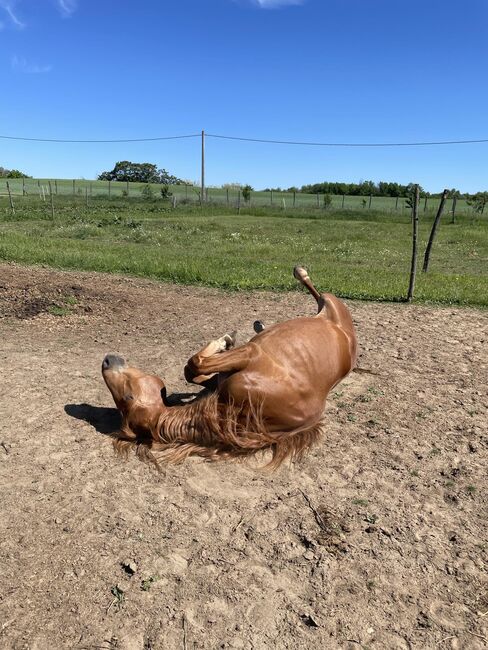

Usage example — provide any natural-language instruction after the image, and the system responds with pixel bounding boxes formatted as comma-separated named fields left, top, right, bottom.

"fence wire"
left=0, top=178, right=475, bottom=215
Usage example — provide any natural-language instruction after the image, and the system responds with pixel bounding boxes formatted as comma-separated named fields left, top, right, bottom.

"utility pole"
left=201, top=130, right=205, bottom=203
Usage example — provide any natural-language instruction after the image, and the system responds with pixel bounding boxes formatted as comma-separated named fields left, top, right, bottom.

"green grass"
left=0, top=194, right=487, bottom=306
left=1, top=176, right=477, bottom=214
left=47, top=305, right=71, bottom=317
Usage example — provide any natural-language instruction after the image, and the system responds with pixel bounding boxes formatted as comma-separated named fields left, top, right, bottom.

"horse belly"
left=220, top=368, right=325, bottom=432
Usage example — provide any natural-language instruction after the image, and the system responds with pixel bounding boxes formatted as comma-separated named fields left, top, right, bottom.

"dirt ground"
left=0, top=263, right=486, bottom=650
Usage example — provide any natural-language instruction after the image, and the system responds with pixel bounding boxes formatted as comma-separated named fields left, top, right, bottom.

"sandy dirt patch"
left=0, top=263, right=486, bottom=649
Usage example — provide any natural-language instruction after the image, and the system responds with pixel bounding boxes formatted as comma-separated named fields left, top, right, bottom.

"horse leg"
left=294, top=266, right=352, bottom=325
left=184, top=337, right=253, bottom=385
left=294, top=266, right=323, bottom=308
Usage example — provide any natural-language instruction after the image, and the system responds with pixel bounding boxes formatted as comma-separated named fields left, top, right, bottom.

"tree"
left=221, top=182, right=242, bottom=189
left=0, top=167, right=30, bottom=178
left=405, top=182, right=426, bottom=199
left=141, top=184, right=155, bottom=200
left=242, top=184, right=253, bottom=202
left=359, top=180, right=375, bottom=196
left=98, top=161, right=183, bottom=184
left=405, top=188, right=416, bottom=210
left=159, top=169, right=183, bottom=185
left=467, top=192, right=488, bottom=214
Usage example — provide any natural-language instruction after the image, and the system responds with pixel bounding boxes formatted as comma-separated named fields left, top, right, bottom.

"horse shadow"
left=64, top=403, right=121, bottom=436
left=65, top=392, right=202, bottom=436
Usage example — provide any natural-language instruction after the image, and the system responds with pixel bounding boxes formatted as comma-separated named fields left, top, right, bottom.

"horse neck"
left=156, top=393, right=221, bottom=445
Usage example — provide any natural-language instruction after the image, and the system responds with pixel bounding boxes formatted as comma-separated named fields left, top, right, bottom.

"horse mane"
left=112, top=391, right=324, bottom=471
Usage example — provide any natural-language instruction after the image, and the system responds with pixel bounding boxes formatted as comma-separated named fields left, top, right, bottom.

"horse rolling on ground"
left=102, top=266, right=358, bottom=469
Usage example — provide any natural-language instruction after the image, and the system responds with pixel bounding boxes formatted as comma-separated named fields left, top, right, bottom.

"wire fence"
left=0, top=177, right=475, bottom=216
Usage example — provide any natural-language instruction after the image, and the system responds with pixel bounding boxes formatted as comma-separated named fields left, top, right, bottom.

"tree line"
left=2, top=159, right=486, bottom=210
left=294, top=181, right=486, bottom=211
left=271, top=180, right=465, bottom=198
left=0, top=166, right=30, bottom=179
left=299, top=180, right=431, bottom=197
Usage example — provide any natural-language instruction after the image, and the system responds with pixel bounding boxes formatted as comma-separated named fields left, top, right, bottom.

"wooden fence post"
left=48, top=181, right=54, bottom=218
left=85, top=186, right=88, bottom=207
left=270, top=190, right=273, bottom=205
left=72, top=179, right=75, bottom=196
left=226, top=188, right=229, bottom=205
left=422, top=189, right=448, bottom=273
left=293, top=191, right=296, bottom=208
left=22, top=177, right=26, bottom=196
left=451, top=196, right=457, bottom=224
left=368, top=194, right=372, bottom=209
left=407, top=185, right=420, bottom=301
left=6, top=181, right=15, bottom=215
left=237, top=190, right=241, bottom=214
left=55, top=179, right=58, bottom=195
left=108, top=180, right=111, bottom=198
left=424, top=196, right=428, bottom=212
left=126, top=180, right=129, bottom=196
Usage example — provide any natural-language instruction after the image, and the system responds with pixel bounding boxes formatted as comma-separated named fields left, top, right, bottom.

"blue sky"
left=0, top=0, right=487, bottom=192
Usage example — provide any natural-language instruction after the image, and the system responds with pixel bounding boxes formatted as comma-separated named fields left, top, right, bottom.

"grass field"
left=0, top=194, right=486, bottom=306
left=0, top=176, right=476, bottom=214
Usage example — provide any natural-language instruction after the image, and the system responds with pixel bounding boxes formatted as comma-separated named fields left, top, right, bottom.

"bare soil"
left=0, top=263, right=486, bottom=650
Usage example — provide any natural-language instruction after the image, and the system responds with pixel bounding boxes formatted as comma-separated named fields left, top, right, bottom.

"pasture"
left=2, top=176, right=477, bottom=213
left=0, top=264, right=486, bottom=648
left=0, top=194, right=487, bottom=306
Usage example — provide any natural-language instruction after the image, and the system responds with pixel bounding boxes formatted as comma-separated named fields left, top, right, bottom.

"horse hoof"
left=224, top=331, right=237, bottom=348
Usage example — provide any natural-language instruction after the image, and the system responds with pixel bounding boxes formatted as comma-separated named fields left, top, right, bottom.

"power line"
left=1, top=130, right=488, bottom=147
left=206, top=133, right=488, bottom=147
left=0, top=133, right=200, bottom=143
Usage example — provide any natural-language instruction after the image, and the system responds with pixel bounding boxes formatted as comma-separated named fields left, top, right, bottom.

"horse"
left=102, top=267, right=357, bottom=469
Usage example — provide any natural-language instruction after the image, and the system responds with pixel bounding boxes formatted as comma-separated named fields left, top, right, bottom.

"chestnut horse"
left=102, top=267, right=357, bottom=469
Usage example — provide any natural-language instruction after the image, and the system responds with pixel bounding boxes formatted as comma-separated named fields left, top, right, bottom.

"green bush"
left=141, top=184, right=155, bottom=200
left=242, top=185, right=253, bottom=202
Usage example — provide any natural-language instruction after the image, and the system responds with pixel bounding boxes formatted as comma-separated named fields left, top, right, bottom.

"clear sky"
left=0, top=0, right=487, bottom=192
